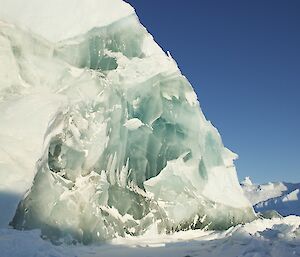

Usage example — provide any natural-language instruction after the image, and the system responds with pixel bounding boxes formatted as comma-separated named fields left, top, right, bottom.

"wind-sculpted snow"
left=0, top=0, right=255, bottom=243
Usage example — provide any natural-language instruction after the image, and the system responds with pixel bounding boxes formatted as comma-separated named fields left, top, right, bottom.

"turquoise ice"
left=0, top=0, right=255, bottom=244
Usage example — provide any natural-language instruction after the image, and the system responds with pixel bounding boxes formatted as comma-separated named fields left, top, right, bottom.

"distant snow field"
left=242, top=177, right=300, bottom=217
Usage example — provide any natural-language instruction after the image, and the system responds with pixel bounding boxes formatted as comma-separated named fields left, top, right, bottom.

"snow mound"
left=0, top=0, right=254, bottom=243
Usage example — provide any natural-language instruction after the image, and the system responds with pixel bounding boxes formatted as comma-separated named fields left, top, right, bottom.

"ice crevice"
left=0, top=0, right=256, bottom=244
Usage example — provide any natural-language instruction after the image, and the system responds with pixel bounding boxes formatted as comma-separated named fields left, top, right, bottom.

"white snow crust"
left=0, top=0, right=134, bottom=42
left=123, top=118, right=144, bottom=130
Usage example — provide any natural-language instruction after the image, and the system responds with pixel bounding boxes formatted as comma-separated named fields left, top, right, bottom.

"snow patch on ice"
left=0, top=0, right=134, bottom=42
left=123, top=118, right=144, bottom=130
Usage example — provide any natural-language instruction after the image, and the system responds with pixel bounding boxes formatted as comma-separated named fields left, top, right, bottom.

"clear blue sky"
left=125, top=0, right=300, bottom=183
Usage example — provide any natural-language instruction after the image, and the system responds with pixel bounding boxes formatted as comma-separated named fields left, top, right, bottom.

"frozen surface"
left=242, top=178, right=300, bottom=216
left=0, top=216, right=299, bottom=257
left=0, top=0, right=255, bottom=243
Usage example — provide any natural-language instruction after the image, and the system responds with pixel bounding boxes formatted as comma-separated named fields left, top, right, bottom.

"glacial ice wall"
left=0, top=0, right=255, bottom=243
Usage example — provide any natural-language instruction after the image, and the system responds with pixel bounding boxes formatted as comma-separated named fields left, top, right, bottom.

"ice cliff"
left=0, top=0, right=255, bottom=243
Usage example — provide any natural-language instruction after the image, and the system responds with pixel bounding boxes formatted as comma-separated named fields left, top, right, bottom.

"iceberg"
left=0, top=0, right=255, bottom=243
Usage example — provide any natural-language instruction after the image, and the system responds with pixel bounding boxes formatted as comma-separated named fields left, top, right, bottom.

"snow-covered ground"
left=0, top=216, right=299, bottom=257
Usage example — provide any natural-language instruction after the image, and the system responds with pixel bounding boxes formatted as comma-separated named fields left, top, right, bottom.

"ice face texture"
left=0, top=0, right=255, bottom=243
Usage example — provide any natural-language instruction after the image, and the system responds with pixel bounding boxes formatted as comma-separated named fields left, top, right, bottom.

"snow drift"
left=0, top=0, right=255, bottom=243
